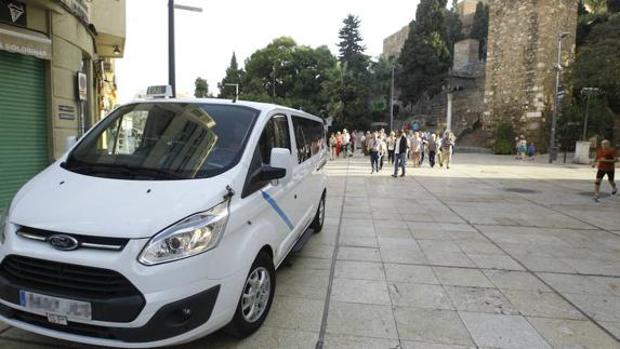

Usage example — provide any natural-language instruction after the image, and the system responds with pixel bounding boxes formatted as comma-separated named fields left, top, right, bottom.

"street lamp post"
left=225, top=83, right=239, bottom=102
left=549, top=32, right=571, bottom=163
left=389, top=66, right=395, bottom=132
left=168, top=0, right=203, bottom=98
left=581, top=87, right=600, bottom=141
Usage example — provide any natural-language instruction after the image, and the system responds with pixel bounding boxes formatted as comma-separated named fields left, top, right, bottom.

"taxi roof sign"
left=146, top=85, right=173, bottom=99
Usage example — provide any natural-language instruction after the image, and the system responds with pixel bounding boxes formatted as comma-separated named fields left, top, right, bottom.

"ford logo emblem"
left=47, top=234, right=79, bottom=251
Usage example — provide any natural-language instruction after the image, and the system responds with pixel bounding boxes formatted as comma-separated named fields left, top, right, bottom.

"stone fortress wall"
left=483, top=0, right=578, bottom=150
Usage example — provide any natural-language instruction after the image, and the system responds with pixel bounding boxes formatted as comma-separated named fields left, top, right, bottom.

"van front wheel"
left=311, top=193, right=325, bottom=233
left=225, top=251, right=275, bottom=338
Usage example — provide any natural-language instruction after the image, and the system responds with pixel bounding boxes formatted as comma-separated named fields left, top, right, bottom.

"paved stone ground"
left=1, top=153, right=619, bottom=349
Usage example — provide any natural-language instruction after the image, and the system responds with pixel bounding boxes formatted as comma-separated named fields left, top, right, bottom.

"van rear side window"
left=292, top=116, right=325, bottom=164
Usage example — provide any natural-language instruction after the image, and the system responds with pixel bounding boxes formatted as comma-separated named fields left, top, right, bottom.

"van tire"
left=225, top=251, right=276, bottom=338
left=310, top=193, right=325, bottom=233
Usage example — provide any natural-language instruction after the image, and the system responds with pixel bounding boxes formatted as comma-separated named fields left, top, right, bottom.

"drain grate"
left=504, top=188, right=540, bottom=194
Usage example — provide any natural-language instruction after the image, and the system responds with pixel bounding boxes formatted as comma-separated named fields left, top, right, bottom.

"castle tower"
left=483, top=0, right=578, bottom=149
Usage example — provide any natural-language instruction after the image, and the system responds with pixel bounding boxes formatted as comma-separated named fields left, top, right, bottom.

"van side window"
left=242, top=115, right=291, bottom=198
left=292, top=116, right=325, bottom=164
left=258, top=115, right=291, bottom=165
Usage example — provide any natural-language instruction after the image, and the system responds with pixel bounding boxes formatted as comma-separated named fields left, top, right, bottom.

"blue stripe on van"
left=261, top=190, right=295, bottom=230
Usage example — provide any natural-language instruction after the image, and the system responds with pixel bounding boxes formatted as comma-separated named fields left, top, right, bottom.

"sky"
left=116, top=0, right=420, bottom=103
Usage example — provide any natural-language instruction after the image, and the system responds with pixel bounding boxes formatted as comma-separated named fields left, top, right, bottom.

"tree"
left=445, top=1, right=464, bottom=64
left=337, top=15, right=368, bottom=73
left=585, top=0, right=608, bottom=13
left=194, top=77, right=208, bottom=98
left=241, top=37, right=339, bottom=117
left=218, top=52, right=244, bottom=99
left=397, top=0, right=451, bottom=106
left=609, top=0, right=620, bottom=12
left=570, top=14, right=620, bottom=113
left=471, top=1, right=490, bottom=60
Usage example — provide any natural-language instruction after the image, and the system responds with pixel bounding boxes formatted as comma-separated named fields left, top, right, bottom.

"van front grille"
left=0, top=255, right=140, bottom=299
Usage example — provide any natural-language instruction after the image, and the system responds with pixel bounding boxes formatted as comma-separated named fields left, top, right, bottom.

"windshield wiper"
left=67, top=163, right=185, bottom=180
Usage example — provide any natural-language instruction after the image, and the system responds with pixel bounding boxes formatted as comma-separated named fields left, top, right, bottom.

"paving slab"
left=459, top=312, right=552, bottom=349
left=326, top=302, right=398, bottom=339
left=393, top=307, right=474, bottom=346
left=528, top=317, right=619, bottom=349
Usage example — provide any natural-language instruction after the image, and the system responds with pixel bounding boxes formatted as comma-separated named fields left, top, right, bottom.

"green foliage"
left=240, top=37, right=339, bottom=117
left=494, top=123, right=516, bottom=154
left=585, top=0, right=608, bottom=13
left=218, top=52, right=244, bottom=99
left=570, top=14, right=620, bottom=113
left=560, top=96, right=615, bottom=146
left=337, top=15, right=368, bottom=73
left=471, top=2, right=490, bottom=60
left=194, top=77, right=208, bottom=98
left=445, top=7, right=464, bottom=63
left=397, top=0, right=451, bottom=106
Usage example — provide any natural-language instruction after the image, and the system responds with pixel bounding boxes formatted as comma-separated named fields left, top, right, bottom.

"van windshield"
left=64, top=103, right=259, bottom=180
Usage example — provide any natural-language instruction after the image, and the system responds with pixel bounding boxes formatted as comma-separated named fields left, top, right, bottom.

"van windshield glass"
left=64, top=103, right=259, bottom=180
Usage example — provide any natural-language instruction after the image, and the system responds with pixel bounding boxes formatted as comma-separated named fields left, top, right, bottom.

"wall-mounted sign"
left=77, top=72, right=87, bottom=101
left=0, top=24, right=52, bottom=59
left=59, top=105, right=76, bottom=120
left=0, top=0, right=27, bottom=27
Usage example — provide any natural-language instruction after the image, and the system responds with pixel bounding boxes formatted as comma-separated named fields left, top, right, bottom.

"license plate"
left=19, top=290, right=92, bottom=323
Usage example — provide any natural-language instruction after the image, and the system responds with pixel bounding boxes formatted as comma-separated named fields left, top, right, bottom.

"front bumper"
left=0, top=285, right=220, bottom=343
left=0, top=230, right=249, bottom=347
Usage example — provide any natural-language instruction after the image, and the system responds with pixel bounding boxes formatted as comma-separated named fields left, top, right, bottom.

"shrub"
left=494, top=123, right=516, bottom=154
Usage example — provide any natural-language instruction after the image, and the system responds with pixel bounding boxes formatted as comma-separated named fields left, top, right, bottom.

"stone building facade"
left=457, top=0, right=488, bottom=35
left=483, top=0, right=578, bottom=150
left=382, top=24, right=409, bottom=59
left=0, top=0, right=125, bottom=211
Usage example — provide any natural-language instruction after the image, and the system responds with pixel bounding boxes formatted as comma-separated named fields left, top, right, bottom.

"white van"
left=0, top=97, right=328, bottom=348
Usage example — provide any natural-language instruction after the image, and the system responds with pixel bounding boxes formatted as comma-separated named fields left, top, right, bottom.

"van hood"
left=10, top=164, right=237, bottom=239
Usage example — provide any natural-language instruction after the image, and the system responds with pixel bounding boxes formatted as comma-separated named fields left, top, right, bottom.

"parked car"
left=0, top=91, right=328, bottom=348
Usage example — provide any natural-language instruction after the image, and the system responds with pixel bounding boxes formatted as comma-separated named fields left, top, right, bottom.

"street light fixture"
left=548, top=31, right=571, bottom=163
left=168, top=0, right=203, bottom=98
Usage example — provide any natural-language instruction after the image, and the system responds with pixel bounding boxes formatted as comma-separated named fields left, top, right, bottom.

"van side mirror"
left=258, top=166, right=286, bottom=181
left=270, top=148, right=292, bottom=181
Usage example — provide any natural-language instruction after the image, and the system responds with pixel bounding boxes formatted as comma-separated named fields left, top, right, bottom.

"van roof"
left=126, top=97, right=322, bottom=122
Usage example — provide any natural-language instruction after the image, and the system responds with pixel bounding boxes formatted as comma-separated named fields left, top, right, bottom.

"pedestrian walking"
left=427, top=133, right=437, bottom=168
left=379, top=134, right=387, bottom=170
left=387, top=131, right=396, bottom=164
left=527, top=142, right=536, bottom=160
left=351, top=130, right=358, bottom=156
left=517, top=136, right=527, bottom=160
left=342, top=129, right=351, bottom=158
left=369, top=132, right=381, bottom=174
left=439, top=132, right=455, bottom=169
left=329, top=133, right=337, bottom=160
left=392, top=130, right=409, bottom=177
left=410, top=132, right=422, bottom=167
left=592, top=140, right=618, bottom=202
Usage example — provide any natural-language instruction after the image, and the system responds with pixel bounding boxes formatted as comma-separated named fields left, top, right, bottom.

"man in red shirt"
left=593, top=140, right=618, bottom=202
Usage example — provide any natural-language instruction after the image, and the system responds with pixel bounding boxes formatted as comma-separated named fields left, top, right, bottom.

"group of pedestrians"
left=329, top=127, right=457, bottom=177
left=328, top=129, right=357, bottom=160
left=515, top=135, right=537, bottom=160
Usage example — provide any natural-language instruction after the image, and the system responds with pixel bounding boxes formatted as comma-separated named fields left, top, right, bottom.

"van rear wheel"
left=225, top=251, right=275, bottom=338
left=311, top=193, right=325, bottom=233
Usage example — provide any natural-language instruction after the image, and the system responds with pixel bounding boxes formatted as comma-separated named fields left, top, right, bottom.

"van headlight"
left=138, top=200, right=229, bottom=266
